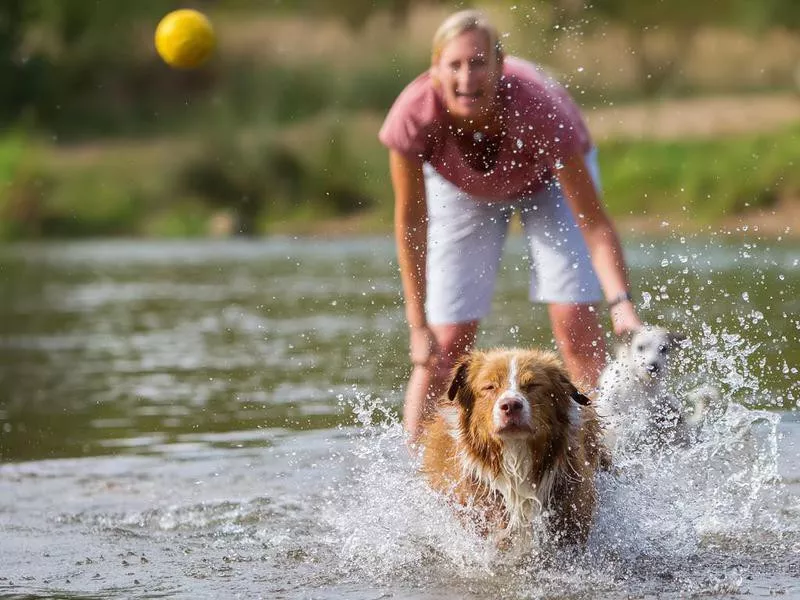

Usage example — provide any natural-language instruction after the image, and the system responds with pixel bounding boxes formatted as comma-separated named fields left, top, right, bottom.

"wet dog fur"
left=596, top=325, right=714, bottom=450
left=419, top=348, right=609, bottom=547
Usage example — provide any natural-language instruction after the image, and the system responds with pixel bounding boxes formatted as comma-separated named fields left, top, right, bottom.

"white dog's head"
left=622, top=326, right=686, bottom=382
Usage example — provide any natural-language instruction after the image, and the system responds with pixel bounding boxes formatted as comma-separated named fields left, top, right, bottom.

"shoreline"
left=259, top=195, right=800, bottom=241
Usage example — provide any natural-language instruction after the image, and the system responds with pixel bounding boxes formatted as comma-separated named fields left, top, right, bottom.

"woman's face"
left=431, top=28, right=502, bottom=125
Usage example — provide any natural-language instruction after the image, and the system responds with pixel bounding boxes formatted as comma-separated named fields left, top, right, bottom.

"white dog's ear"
left=617, top=329, right=635, bottom=354
left=615, top=334, right=633, bottom=360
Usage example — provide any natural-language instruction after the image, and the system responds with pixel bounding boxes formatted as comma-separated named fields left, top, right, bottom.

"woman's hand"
left=610, top=300, right=642, bottom=336
left=409, top=325, right=438, bottom=367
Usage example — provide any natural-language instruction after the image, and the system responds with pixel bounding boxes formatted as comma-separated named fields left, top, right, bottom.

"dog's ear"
left=447, top=356, right=475, bottom=409
left=570, top=389, right=592, bottom=406
left=615, top=329, right=635, bottom=358
left=550, top=368, right=592, bottom=406
left=619, top=329, right=636, bottom=345
left=561, top=374, right=592, bottom=405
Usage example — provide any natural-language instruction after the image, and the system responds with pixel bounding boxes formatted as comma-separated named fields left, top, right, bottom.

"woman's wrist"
left=609, top=298, right=643, bottom=334
left=406, top=305, right=427, bottom=330
left=607, top=290, right=633, bottom=309
left=407, top=316, right=428, bottom=330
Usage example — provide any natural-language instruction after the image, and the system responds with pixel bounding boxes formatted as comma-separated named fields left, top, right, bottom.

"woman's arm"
left=555, top=152, right=642, bottom=335
left=389, top=150, right=437, bottom=364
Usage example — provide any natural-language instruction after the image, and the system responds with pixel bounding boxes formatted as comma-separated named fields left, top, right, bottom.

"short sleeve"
left=505, top=57, right=591, bottom=166
left=378, top=73, right=440, bottom=160
left=532, top=95, right=586, bottom=164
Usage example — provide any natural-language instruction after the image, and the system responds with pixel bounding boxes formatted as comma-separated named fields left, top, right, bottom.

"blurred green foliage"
left=584, top=0, right=800, bottom=95
left=176, top=123, right=374, bottom=236
left=3, top=123, right=797, bottom=239
left=0, top=133, right=50, bottom=239
left=0, top=1, right=798, bottom=238
left=600, top=125, right=800, bottom=220
left=2, top=0, right=798, bottom=135
left=1, top=0, right=165, bottom=131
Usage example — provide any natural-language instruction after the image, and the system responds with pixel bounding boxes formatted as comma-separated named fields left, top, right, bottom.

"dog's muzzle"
left=494, top=392, right=529, bottom=431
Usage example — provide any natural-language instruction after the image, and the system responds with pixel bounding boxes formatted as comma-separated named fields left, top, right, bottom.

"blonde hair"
left=431, top=9, right=504, bottom=66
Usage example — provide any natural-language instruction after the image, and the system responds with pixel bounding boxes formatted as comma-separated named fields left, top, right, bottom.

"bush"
left=176, top=136, right=307, bottom=235
left=0, top=134, right=52, bottom=239
left=176, top=125, right=376, bottom=235
left=39, top=173, right=144, bottom=237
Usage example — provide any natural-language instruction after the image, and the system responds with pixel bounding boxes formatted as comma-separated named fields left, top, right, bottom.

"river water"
left=0, top=235, right=798, bottom=599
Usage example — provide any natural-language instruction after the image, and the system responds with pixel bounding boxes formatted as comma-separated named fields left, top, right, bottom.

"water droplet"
left=641, top=291, right=652, bottom=309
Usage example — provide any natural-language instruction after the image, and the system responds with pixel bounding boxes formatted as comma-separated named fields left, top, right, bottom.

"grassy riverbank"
left=2, top=98, right=799, bottom=240
left=2, top=4, right=799, bottom=241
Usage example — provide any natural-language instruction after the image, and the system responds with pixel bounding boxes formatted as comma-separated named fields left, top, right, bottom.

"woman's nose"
left=457, top=66, right=476, bottom=89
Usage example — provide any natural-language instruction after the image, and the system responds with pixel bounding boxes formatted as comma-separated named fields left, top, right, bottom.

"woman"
left=379, top=10, right=642, bottom=441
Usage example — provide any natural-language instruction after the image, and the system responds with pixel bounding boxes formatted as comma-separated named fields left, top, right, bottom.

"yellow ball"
left=155, top=9, right=215, bottom=69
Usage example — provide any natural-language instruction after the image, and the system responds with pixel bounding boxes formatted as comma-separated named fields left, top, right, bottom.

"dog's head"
left=445, top=348, right=591, bottom=445
left=622, top=326, right=686, bottom=381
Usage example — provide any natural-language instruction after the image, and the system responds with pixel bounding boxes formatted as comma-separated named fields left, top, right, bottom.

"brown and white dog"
left=419, top=348, right=609, bottom=547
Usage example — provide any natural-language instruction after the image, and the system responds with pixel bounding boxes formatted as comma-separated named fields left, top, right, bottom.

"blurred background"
left=1, top=0, right=799, bottom=239
left=1, top=8, right=798, bottom=595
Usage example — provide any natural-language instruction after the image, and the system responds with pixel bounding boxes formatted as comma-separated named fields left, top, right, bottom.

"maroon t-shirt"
left=379, top=56, right=592, bottom=200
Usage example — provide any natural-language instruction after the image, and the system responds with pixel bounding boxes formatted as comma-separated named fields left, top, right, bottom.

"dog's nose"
left=499, top=399, right=523, bottom=414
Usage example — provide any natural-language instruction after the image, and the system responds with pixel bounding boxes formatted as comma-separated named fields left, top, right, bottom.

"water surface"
left=0, top=235, right=798, bottom=599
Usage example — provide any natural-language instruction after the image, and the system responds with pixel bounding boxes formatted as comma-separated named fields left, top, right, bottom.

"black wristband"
left=607, top=290, right=633, bottom=308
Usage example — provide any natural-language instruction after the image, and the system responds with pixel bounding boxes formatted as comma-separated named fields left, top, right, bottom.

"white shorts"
left=424, top=149, right=604, bottom=325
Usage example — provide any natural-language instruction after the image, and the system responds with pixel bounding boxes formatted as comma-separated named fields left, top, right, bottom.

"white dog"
left=596, top=325, right=715, bottom=451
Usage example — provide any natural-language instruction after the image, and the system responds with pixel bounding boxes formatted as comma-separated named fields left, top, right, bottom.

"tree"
left=0, top=1, right=181, bottom=131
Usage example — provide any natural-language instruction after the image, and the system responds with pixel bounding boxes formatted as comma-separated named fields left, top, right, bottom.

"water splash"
left=323, top=340, right=789, bottom=597
left=327, top=391, right=501, bottom=582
